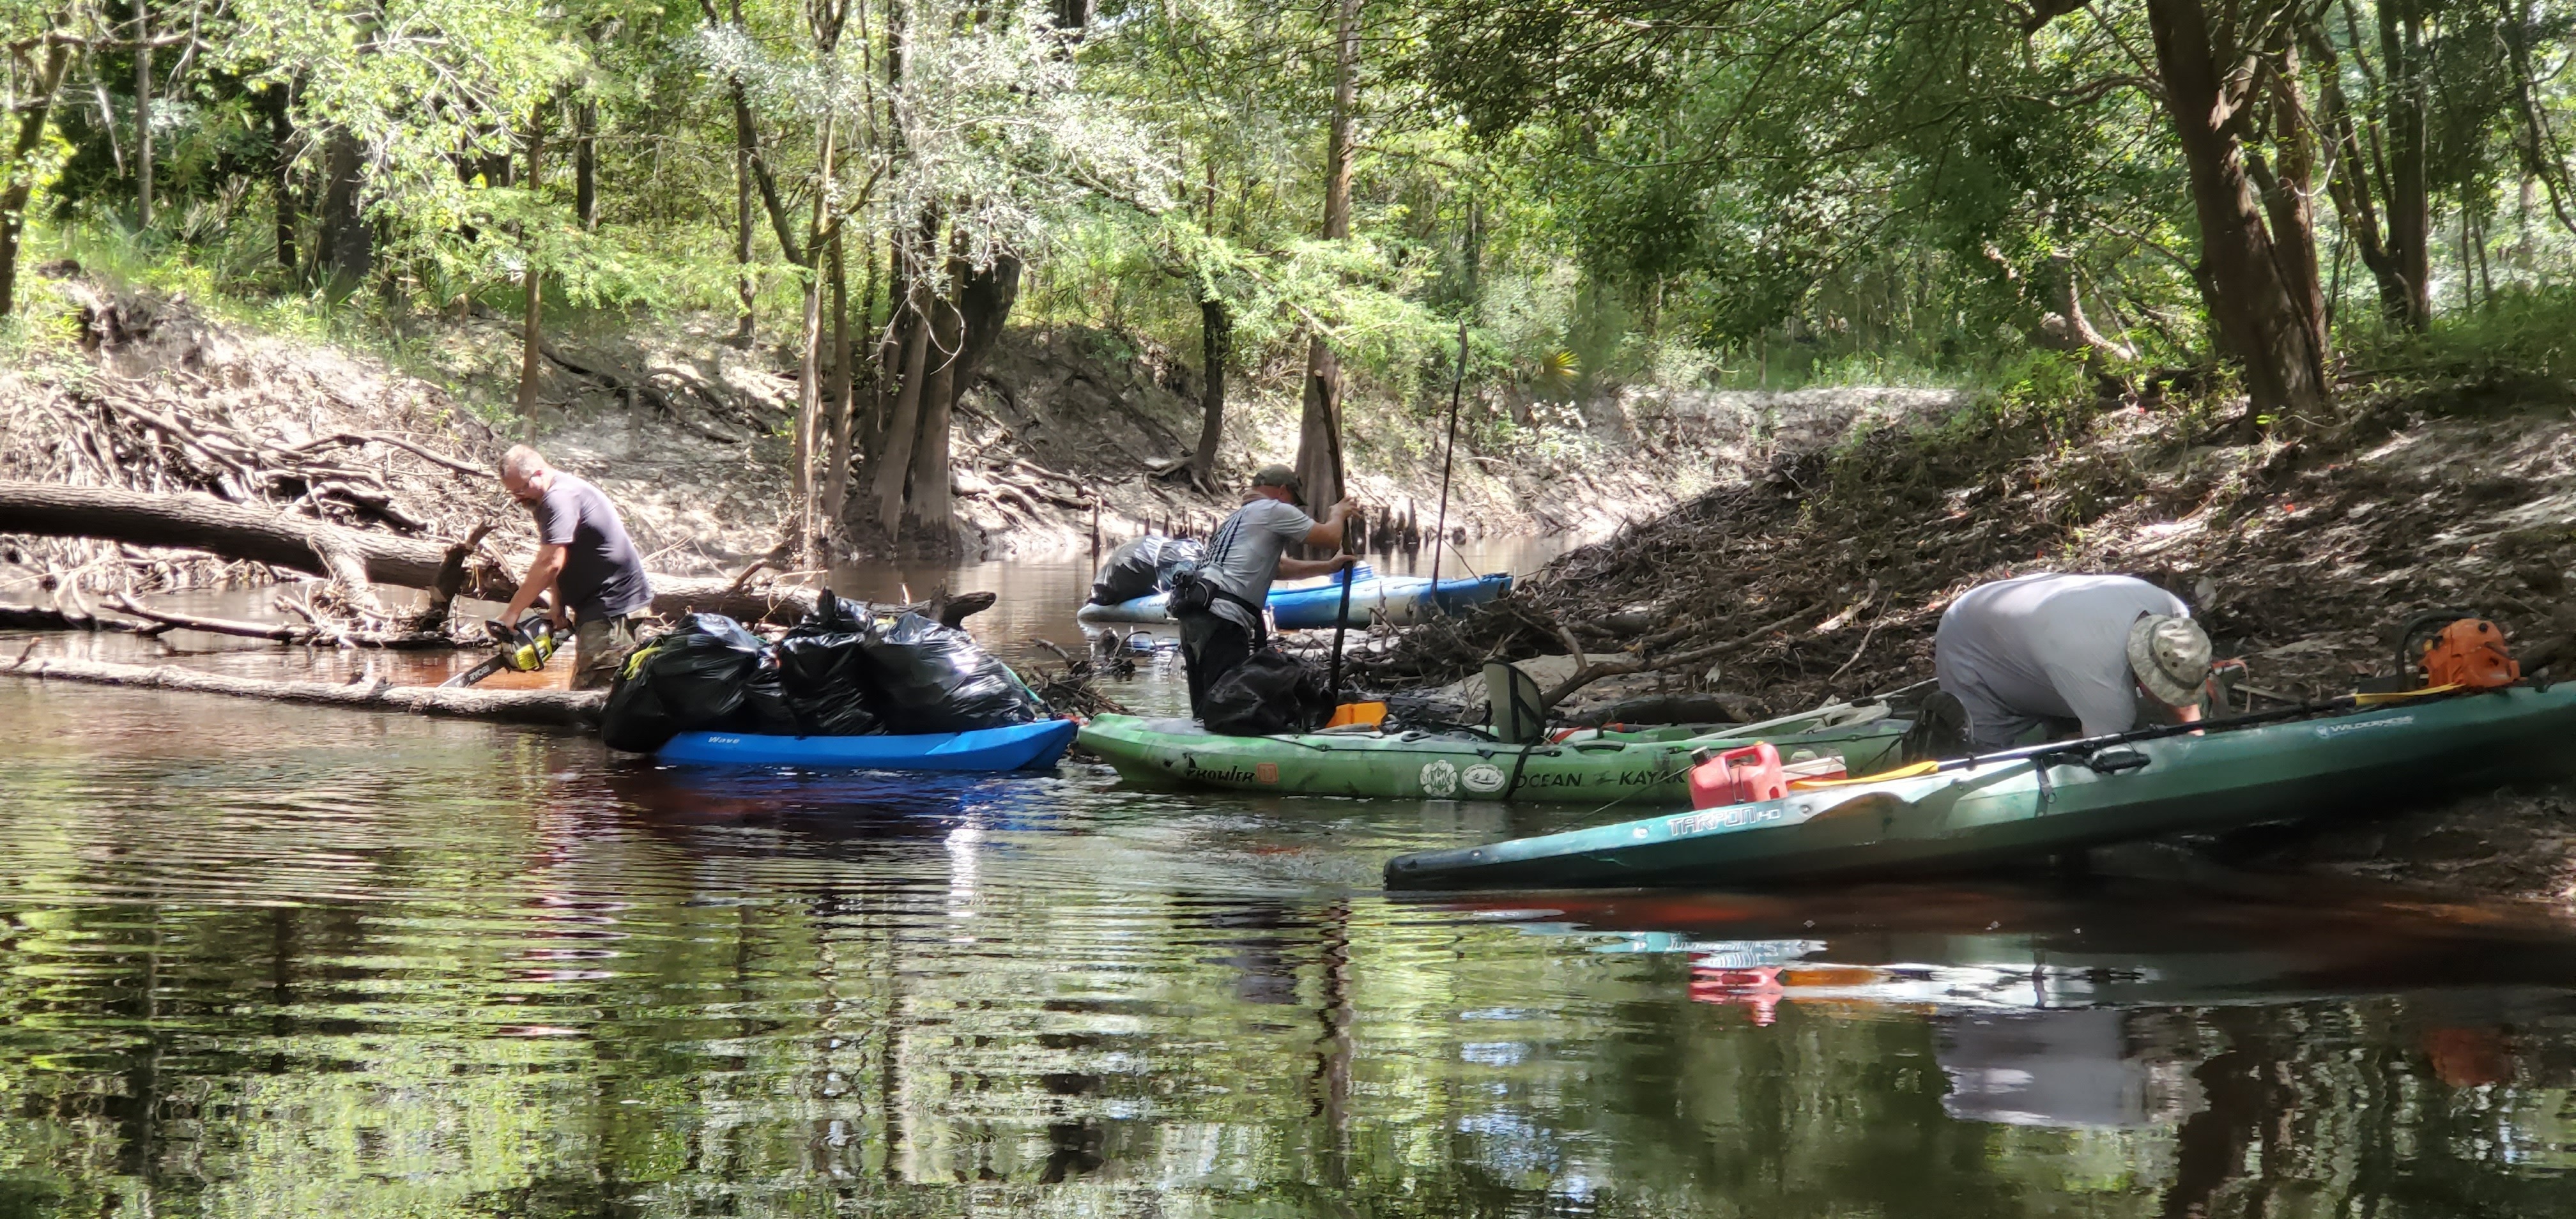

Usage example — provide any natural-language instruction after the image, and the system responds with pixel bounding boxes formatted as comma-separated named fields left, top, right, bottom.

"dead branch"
left=4, top=654, right=603, bottom=727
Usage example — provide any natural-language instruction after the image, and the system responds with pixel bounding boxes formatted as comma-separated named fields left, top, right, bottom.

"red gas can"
left=1688, top=741, right=1788, bottom=810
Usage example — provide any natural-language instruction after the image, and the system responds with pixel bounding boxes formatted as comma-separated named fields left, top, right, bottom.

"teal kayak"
left=1384, top=685, right=2576, bottom=889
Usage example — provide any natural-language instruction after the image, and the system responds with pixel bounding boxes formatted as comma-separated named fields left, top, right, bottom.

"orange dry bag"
left=2421, top=618, right=2519, bottom=689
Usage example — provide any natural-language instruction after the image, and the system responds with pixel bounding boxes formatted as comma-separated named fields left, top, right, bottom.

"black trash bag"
left=1152, top=538, right=1204, bottom=590
left=774, top=590, right=882, bottom=736
left=1090, top=536, right=1170, bottom=605
left=1200, top=647, right=1332, bottom=737
left=857, top=612, right=1044, bottom=732
left=599, top=613, right=771, bottom=752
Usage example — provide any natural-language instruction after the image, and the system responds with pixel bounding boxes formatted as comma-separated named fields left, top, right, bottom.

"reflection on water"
left=7, top=540, right=2576, bottom=1216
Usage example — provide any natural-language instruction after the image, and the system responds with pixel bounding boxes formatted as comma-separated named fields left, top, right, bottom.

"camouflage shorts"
left=572, top=614, right=642, bottom=691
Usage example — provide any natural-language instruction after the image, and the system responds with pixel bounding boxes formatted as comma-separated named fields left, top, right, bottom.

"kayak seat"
left=1486, top=661, right=1547, bottom=746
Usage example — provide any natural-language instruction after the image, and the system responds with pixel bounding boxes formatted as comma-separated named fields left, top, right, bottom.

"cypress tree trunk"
left=0, top=43, right=71, bottom=316
left=1293, top=0, right=1361, bottom=521
left=903, top=289, right=962, bottom=549
left=872, top=282, right=934, bottom=540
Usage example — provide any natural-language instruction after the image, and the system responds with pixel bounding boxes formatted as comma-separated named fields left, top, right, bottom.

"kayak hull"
left=659, top=719, right=1079, bottom=771
left=1077, top=712, right=1908, bottom=804
left=1385, top=686, right=2576, bottom=889
left=1075, top=571, right=1512, bottom=627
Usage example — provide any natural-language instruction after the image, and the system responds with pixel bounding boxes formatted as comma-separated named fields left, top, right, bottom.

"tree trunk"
left=1195, top=293, right=1229, bottom=488
left=872, top=287, right=935, bottom=539
left=2142, top=0, right=2331, bottom=417
left=728, top=88, right=756, bottom=345
left=1292, top=0, right=1362, bottom=521
left=822, top=226, right=859, bottom=530
left=517, top=116, right=546, bottom=441
left=0, top=42, right=70, bottom=316
left=903, top=289, right=963, bottom=548
left=949, top=252, right=1020, bottom=403
left=2379, top=0, right=2432, bottom=328
left=320, top=128, right=371, bottom=296
left=264, top=82, right=297, bottom=275
left=134, top=0, right=153, bottom=229
left=791, top=117, right=836, bottom=559
left=0, top=481, right=838, bottom=625
left=575, top=98, right=597, bottom=231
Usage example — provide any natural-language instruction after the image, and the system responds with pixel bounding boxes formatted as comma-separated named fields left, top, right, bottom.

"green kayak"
left=1384, top=684, right=2576, bottom=889
left=1077, top=706, right=1909, bottom=803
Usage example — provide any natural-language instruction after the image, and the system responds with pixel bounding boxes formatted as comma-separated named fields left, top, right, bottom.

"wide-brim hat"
left=2128, top=613, right=2212, bottom=707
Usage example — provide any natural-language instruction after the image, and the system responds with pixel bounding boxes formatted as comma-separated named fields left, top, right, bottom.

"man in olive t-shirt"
left=498, top=445, right=655, bottom=689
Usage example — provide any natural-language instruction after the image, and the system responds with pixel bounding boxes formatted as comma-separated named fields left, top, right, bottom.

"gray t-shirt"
left=1196, top=498, right=1317, bottom=631
left=529, top=472, right=654, bottom=621
left=1932, top=573, right=2188, bottom=750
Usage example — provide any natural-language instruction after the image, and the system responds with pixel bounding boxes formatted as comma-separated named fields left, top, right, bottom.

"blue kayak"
left=657, top=719, right=1079, bottom=771
left=1270, top=569, right=1512, bottom=629
left=1076, top=565, right=1512, bottom=628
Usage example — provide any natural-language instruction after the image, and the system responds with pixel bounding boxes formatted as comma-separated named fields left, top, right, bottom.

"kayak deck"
left=1077, top=708, right=1907, bottom=803
left=1385, top=685, right=2576, bottom=889
left=659, top=719, right=1079, bottom=771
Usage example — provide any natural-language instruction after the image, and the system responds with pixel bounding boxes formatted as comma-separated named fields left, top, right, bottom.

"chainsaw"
left=440, top=615, right=558, bottom=688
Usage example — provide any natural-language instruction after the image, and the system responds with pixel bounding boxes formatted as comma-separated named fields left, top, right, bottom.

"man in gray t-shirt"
left=499, top=445, right=655, bottom=689
left=1932, top=572, right=2212, bottom=751
left=1177, top=464, right=1356, bottom=717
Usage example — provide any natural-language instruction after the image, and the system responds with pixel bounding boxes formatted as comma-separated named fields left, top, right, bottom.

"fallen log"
left=107, top=594, right=457, bottom=649
left=0, top=482, right=837, bottom=625
left=0, top=601, right=166, bottom=634
left=3, top=654, right=603, bottom=728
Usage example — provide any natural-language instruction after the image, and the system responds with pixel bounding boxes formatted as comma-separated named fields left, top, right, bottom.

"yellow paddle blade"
left=2353, top=684, right=2462, bottom=705
left=1788, top=760, right=1941, bottom=790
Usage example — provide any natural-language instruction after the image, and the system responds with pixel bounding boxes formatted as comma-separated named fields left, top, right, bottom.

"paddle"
left=1933, top=694, right=2375, bottom=776
left=1326, top=550, right=1356, bottom=708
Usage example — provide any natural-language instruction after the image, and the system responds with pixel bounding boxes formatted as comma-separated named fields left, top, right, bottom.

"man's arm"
left=1276, top=553, right=1358, bottom=579
left=1301, top=495, right=1357, bottom=550
left=503, top=544, right=570, bottom=626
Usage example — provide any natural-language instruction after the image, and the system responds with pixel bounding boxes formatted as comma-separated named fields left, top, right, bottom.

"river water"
left=4, top=543, right=2575, bottom=1217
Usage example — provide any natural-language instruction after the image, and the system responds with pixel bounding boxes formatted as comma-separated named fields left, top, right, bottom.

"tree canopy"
left=6, top=0, right=2576, bottom=548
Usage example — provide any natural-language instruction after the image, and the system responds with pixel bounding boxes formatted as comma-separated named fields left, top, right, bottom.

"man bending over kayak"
left=1931, top=572, right=2213, bottom=753
left=498, top=445, right=655, bottom=689
left=1176, top=464, right=1357, bottom=717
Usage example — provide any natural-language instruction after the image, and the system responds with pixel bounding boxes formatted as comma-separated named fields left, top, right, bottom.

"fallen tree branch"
left=0, top=601, right=165, bottom=634
left=0, top=481, right=838, bottom=625
left=3, top=655, right=604, bottom=727
left=277, top=431, right=486, bottom=479
left=107, top=594, right=459, bottom=649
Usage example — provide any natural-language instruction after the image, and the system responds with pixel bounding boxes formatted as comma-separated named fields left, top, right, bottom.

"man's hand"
left=1335, top=553, right=1359, bottom=572
left=1329, top=494, right=1358, bottom=521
